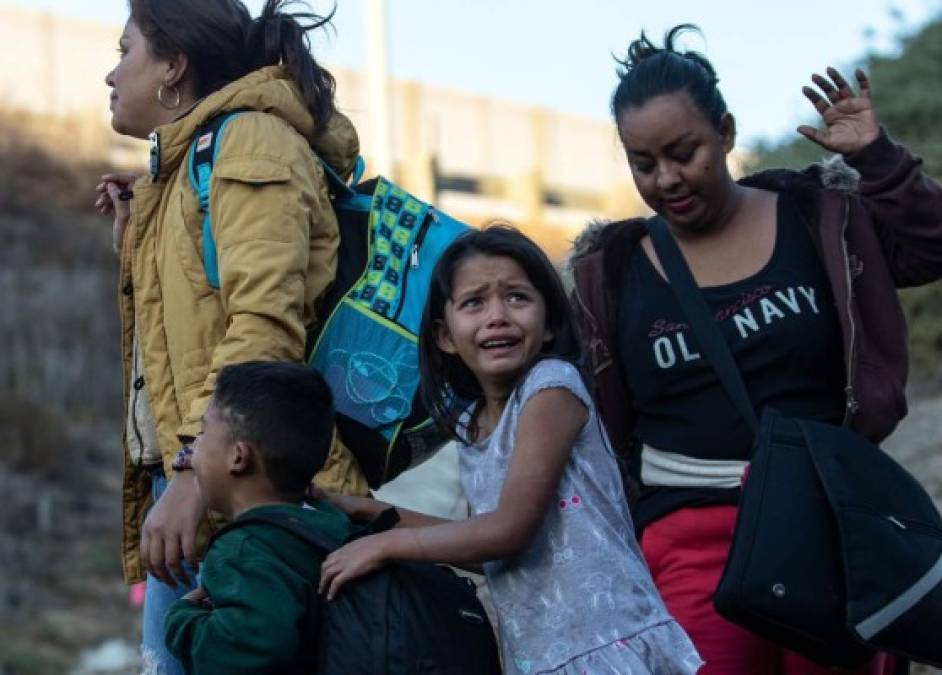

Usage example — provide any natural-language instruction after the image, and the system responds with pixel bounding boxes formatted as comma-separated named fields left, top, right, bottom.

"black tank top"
left=618, top=193, right=846, bottom=529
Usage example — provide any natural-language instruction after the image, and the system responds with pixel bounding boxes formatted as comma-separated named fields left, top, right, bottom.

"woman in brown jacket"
left=569, top=24, right=942, bottom=675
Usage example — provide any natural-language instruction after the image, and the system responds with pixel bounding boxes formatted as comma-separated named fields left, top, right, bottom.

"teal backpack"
left=189, top=111, right=470, bottom=487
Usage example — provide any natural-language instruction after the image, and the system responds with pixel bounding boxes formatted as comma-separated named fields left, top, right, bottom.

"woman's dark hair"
left=129, top=0, right=337, bottom=135
left=611, top=24, right=727, bottom=130
left=418, top=225, right=583, bottom=443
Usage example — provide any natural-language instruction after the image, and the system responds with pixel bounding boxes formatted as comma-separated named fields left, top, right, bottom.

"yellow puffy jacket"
left=118, top=66, right=368, bottom=583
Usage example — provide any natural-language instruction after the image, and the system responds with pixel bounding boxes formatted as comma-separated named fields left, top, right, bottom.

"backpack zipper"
left=392, top=208, right=436, bottom=323
left=383, top=203, right=436, bottom=480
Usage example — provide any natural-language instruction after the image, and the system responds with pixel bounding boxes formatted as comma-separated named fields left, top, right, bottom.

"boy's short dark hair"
left=213, top=361, right=334, bottom=496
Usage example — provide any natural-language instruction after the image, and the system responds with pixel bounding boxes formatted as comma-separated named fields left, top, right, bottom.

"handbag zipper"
left=844, top=504, right=942, bottom=537
left=895, top=516, right=942, bottom=537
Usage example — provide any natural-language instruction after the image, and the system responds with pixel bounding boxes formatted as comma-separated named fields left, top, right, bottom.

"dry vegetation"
left=0, top=116, right=137, bottom=674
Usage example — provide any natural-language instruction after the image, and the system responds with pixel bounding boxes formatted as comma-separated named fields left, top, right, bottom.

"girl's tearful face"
left=436, top=254, right=552, bottom=398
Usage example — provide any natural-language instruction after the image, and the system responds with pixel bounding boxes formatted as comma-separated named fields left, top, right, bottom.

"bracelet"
left=171, top=446, right=194, bottom=471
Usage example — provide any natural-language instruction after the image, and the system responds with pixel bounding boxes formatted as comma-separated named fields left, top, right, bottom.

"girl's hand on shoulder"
left=319, top=531, right=400, bottom=600
left=798, top=67, right=880, bottom=156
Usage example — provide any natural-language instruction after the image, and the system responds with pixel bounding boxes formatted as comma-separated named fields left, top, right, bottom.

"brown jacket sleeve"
left=571, top=250, right=637, bottom=476
left=846, top=129, right=942, bottom=288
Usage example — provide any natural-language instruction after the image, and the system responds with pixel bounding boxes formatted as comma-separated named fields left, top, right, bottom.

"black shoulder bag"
left=645, top=216, right=942, bottom=669
left=212, top=507, right=501, bottom=675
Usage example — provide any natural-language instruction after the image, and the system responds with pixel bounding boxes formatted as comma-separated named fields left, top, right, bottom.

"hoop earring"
left=157, top=83, right=181, bottom=110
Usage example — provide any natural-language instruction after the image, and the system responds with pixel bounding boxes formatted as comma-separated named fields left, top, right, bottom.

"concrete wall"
left=0, top=5, right=647, bottom=258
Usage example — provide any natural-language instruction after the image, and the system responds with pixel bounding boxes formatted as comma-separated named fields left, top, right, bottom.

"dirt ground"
left=0, top=425, right=140, bottom=675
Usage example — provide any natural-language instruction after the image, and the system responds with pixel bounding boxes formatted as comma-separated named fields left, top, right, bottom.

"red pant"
left=640, top=505, right=895, bottom=675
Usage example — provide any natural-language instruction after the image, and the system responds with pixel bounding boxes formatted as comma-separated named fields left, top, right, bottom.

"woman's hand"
left=95, top=172, right=137, bottom=254
left=798, top=67, right=880, bottom=156
left=141, top=471, right=205, bottom=587
left=319, top=531, right=399, bottom=600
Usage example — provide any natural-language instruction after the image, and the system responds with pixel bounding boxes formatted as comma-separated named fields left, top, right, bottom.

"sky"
left=13, top=0, right=942, bottom=147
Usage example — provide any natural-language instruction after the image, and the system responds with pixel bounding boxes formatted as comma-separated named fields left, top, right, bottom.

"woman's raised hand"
left=798, top=67, right=880, bottom=156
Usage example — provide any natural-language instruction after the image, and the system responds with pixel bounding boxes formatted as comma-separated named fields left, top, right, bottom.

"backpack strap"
left=207, top=506, right=401, bottom=553
left=189, top=110, right=371, bottom=289
left=320, top=154, right=374, bottom=212
left=210, top=510, right=341, bottom=553
left=187, top=110, right=246, bottom=290
left=320, top=155, right=365, bottom=201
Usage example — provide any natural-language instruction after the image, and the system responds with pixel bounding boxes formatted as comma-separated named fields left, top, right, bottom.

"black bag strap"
left=208, top=505, right=402, bottom=554
left=209, top=509, right=339, bottom=553
left=645, top=217, right=759, bottom=433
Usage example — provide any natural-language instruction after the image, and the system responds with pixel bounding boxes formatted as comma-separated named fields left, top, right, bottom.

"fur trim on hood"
left=818, top=154, right=861, bottom=192
left=566, top=218, right=613, bottom=270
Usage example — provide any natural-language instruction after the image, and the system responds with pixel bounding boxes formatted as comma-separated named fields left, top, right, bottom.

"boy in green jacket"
left=164, top=361, right=351, bottom=674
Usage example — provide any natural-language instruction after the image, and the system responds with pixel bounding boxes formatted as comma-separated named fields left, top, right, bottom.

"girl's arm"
left=315, top=491, right=455, bottom=529
left=319, top=387, right=588, bottom=599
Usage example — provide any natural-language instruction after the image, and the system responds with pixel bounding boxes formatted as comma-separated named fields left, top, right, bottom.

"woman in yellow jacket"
left=94, top=1, right=367, bottom=670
